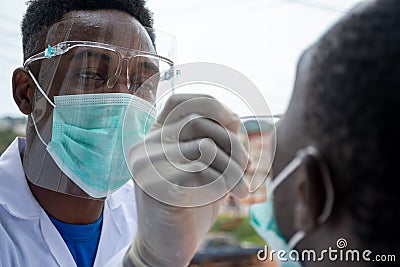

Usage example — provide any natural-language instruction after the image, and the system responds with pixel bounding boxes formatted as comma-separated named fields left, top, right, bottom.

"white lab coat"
left=0, top=138, right=137, bottom=267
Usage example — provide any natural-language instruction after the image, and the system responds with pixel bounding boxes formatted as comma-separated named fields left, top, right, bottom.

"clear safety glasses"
left=24, top=41, right=174, bottom=103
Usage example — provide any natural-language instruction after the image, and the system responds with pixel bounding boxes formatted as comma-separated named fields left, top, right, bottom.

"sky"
left=0, top=0, right=362, bottom=117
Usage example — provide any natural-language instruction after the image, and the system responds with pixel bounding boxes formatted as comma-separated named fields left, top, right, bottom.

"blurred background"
left=0, top=0, right=361, bottom=154
left=0, top=1, right=361, bottom=265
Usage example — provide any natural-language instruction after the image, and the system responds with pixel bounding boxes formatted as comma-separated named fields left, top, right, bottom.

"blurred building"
left=220, top=117, right=277, bottom=216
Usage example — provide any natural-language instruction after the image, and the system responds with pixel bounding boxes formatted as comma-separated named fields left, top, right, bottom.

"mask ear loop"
left=289, top=147, right=335, bottom=248
left=26, top=69, right=56, bottom=148
left=309, top=147, right=335, bottom=224
left=296, top=147, right=335, bottom=224
left=268, top=152, right=306, bottom=249
left=27, top=69, right=56, bottom=108
left=268, top=156, right=303, bottom=194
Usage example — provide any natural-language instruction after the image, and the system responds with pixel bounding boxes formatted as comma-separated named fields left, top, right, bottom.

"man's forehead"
left=45, top=9, right=153, bottom=50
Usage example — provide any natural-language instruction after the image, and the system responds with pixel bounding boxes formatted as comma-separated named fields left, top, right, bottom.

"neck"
left=27, top=179, right=105, bottom=224
left=299, top=215, right=371, bottom=267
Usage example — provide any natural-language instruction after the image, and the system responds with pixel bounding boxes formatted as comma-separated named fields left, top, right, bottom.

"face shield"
left=23, top=19, right=176, bottom=199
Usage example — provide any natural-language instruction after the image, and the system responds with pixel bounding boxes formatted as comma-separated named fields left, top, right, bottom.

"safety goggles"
left=24, top=41, right=173, bottom=103
left=23, top=19, right=176, bottom=104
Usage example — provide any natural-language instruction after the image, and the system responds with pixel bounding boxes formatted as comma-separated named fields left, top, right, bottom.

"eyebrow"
left=69, top=49, right=112, bottom=63
left=134, top=59, right=161, bottom=74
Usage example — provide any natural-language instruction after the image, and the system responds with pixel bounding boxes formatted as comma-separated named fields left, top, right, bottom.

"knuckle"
left=186, top=113, right=202, bottom=122
left=199, top=138, right=214, bottom=150
left=188, top=116, right=206, bottom=131
left=196, top=95, right=216, bottom=105
left=165, top=94, right=181, bottom=108
left=189, top=161, right=205, bottom=173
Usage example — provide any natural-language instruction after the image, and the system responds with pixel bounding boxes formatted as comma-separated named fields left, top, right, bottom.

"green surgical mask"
left=33, top=93, right=156, bottom=198
left=250, top=147, right=334, bottom=267
left=250, top=180, right=304, bottom=267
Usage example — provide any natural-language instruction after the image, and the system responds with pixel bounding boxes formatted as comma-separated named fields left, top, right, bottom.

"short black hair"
left=304, top=0, right=399, bottom=265
left=22, top=0, right=154, bottom=60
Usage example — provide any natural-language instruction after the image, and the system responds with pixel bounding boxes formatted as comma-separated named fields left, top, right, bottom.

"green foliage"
left=0, top=129, right=19, bottom=154
left=209, top=215, right=265, bottom=245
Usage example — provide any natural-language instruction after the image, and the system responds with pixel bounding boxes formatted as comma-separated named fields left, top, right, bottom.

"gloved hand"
left=124, top=94, right=249, bottom=267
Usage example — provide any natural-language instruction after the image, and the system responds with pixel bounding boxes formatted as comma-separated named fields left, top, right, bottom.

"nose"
left=109, top=59, right=131, bottom=94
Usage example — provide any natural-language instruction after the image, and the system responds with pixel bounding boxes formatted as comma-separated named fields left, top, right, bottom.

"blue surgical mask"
left=250, top=180, right=304, bottom=267
left=250, top=147, right=334, bottom=267
left=32, top=93, right=156, bottom=198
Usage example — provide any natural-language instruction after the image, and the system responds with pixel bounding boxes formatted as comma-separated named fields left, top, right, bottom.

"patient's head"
left=272, top=1, right=399, bottom=265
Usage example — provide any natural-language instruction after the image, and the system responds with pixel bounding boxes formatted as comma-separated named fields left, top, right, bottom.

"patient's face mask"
left=22, top=19, right=176, bottom=198
left=250, top=147, right=334, bottom=267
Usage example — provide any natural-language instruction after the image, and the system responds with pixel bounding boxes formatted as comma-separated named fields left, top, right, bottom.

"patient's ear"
left=293, top=156, right=327, bottom=232
left=12, top=68, right=35, bottom=115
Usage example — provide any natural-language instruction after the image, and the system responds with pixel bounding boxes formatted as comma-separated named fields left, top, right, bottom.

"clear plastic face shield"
left=123, top=62, right=279, bottom=208
left=23, top=19, right=176, bottom=199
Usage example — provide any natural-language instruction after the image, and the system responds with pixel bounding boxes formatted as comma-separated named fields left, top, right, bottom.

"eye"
left=132, top=82, right=153, bottom=92
left=79, top=70, right=105, bottom=81
left=131, top=78, right=154, bottom=92
left=131, top=79, right=155, bottom=103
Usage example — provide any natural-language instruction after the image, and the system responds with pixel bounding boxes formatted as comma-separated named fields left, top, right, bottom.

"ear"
left=293, top=155, right=327, bottom=232
left=12, top=68, right=35, bottom=115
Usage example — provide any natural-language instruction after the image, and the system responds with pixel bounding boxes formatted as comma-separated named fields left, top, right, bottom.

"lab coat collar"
left=0, top=137, right=136, bottom=220
left=0, top=137, right=41, bottom=219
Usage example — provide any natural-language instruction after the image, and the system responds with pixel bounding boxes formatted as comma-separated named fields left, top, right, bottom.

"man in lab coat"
left=0, top=1, right=248, bottom=266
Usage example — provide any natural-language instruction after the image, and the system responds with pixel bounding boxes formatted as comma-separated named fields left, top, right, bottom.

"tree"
left=0, top=129, right=19, bottom=154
